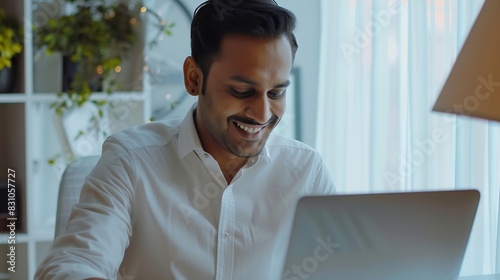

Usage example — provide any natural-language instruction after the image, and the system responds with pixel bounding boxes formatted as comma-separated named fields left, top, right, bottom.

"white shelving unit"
left=0, top=0, right=151, bottom=278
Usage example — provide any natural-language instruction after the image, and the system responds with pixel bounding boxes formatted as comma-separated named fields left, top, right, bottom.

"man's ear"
left=183, top=56, right=203, bottom=96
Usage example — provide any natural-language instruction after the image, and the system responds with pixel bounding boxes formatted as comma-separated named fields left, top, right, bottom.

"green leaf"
left=96, top=100, right=107, bottom=106
left=75, top=130, right=85, bottom=141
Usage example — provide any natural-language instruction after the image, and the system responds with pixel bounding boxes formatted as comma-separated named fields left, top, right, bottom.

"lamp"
left=432, top=0, right=500, bottom=274
left=432, top=0, right=500, bottom=122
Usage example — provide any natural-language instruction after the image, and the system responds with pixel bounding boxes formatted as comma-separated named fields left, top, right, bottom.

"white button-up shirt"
left=35, top=106, right=336, bottom=280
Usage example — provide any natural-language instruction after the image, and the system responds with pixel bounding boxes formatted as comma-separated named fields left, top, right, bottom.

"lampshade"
left=432, top=0, right=500, bottom=122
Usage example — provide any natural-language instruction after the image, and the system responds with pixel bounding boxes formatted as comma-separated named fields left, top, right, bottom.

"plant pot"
left=0, top=60, right=17, bottom=93
left=54, top=101, right=108, bottom=158
left=62, top=56, right=103, bottom=92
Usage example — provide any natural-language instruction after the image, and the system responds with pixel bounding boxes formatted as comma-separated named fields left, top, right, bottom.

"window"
left=317, top=0, right=499, bottom=275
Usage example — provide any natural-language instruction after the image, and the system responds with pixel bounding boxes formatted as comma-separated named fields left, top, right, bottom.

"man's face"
left=194, top=34, right=293, bottom=159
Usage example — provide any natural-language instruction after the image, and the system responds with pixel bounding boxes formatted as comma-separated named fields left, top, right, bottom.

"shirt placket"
left=215, top=185, right=235, bottom=280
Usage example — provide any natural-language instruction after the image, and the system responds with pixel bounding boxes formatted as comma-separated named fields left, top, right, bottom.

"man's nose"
left=245, top=93, right=272, bottom=124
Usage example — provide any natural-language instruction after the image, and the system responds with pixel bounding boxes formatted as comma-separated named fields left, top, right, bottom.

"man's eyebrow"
left=275, top=80, right=291, bottom=88
left=230, top=75, right=291, bottom=88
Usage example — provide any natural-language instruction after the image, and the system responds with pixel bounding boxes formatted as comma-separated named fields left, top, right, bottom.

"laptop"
left=280, top=189, right=480, bottom=280
left=432, top=0, right=500, bottom=122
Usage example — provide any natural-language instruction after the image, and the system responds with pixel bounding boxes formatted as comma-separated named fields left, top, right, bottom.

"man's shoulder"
left=267, top=134, right=318, bottom=155
left=265, top=135, right=331, bottom=188
left=107, top=118, right=183, bottom=150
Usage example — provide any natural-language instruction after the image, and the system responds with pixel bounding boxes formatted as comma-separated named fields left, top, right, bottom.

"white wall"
left=280, top=0, right=321, bottom=147
left=178, top=0, right=322, bottom=147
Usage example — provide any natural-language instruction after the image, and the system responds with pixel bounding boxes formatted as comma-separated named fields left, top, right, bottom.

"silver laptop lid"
left=432, top=0, right=500, bottom=122
left=281, top=190, right=480, bottom=280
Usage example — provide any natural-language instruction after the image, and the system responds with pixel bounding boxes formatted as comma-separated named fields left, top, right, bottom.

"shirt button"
left=223, top=232, right=229, bottom=239
left=204, top=153, right=209, bottom=158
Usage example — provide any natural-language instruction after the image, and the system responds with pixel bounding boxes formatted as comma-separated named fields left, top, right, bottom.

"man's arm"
left=35, top=137, right=136, bottom=279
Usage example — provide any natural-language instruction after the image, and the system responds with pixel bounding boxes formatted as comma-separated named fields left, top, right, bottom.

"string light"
left=130, top=18, right=137, bottom=25
left=165, top=93, right=172, bottom=100
left=115, top=66, right=122, bottom=73
left=160, top=20, right=166, bottom=26
left=140, top=6, right=147, bottom=13
left=96, top=65, right=103, bottom=75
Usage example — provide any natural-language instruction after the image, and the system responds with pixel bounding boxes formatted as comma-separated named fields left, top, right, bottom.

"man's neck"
left=193, top=108, right=249, bottom=184
left=218, top=156, right=248, bottom=184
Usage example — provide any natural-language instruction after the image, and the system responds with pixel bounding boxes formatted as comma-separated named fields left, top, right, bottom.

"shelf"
left=30, top=91, right=146, bottom=102
left=0, top=233, right=29, bottom=244
left=0, top=94, right=27, bottom=103
left=2, top=0, right=152, bottom=277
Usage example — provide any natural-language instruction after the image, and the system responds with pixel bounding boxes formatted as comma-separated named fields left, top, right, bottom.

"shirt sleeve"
left=35, top=136, right=136, bottom=280
left=308, top=150, right=337, bottom=195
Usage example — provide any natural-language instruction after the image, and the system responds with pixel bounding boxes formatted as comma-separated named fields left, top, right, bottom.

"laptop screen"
left=281, top=190, right=480, bottom=280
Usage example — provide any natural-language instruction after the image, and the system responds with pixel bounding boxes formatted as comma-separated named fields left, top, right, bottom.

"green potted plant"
left=35, top=0, right=173, bottom=165
left=35, top=0, right=173, bottom=116
left=0, top=9, right=23, bottom=93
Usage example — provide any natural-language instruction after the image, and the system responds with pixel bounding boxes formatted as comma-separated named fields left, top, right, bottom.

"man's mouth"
left=234, top=121, right=264, bottom=134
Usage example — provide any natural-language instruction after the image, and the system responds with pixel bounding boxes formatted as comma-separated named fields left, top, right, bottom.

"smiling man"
left=186, top=33, right=293, bottom=182
left=35, top=1, right=335, bottom=279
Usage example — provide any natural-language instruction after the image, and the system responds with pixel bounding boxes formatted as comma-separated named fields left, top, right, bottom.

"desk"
left=459, top=275, right=500, bottom=280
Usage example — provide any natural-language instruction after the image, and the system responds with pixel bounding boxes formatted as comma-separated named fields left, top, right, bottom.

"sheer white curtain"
left=317, top=0, right=499, bottom=276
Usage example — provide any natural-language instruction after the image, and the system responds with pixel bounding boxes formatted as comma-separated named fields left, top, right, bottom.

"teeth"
left=235, top=122, right=263, bottom=134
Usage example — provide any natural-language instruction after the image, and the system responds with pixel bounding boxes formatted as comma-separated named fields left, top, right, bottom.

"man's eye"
left=268, top=90, right=286, bottom=100
left=231, top=89, right=252, bottom=98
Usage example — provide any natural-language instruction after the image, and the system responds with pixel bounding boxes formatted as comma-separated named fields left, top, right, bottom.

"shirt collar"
left=258, top=139, right=271, bottom=163
left=178, top=103, right=203, bottom=158
left=177, top=102, right=272, bottom=163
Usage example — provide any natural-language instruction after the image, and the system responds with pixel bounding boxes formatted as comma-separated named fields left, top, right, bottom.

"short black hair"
left=191, top=0, right=298, bottom=76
